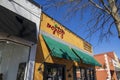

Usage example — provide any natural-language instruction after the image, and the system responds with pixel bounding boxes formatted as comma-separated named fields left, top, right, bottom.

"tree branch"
left=100, top=0, right=111, bottom=13
left=89, top=0, right=111, bottom=14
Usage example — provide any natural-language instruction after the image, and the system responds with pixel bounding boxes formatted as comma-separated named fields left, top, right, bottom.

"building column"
left=104, top=54, right=111, bottom=80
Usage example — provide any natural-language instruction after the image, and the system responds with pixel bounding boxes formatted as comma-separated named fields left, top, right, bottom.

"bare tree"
left=41, top=0, right=120, bottom=40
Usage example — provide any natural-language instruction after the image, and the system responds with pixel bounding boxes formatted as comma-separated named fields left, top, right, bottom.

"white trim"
left=104, top=54, right=111, bottom=80
left=11, top=0, right=40, bottom=18
left=96, top=68, right=107, bottom=71
left=25, top=44, right=37, bottom=80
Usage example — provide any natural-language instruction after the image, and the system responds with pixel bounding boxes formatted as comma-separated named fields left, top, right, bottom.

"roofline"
left=28, top=0, right=41, bottom=8
left=42, top=11, right=92, bottom=46
left=94, top=51, right=114, bottom=56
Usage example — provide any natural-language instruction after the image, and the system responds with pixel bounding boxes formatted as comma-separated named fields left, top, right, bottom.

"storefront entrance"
left=0, top=5, right=38, bottom=80
left=0, top=40, right=30, bottom=80
left=44, top=63, right=65, bottom=80
left=73, top=67, right=95, bottom=80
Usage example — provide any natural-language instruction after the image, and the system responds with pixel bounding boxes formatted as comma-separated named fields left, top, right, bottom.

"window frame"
left=0, top=34, right=34, bottom=80
left=73, top=66, right=96, bottom=80
left=43, top=62, right=66, bottom=80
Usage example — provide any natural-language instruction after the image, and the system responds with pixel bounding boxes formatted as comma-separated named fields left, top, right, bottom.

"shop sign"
left=47, top=23, right=65, bottom=38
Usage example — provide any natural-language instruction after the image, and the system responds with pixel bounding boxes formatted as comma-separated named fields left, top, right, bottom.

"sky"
left=34, top=0, right=120, bottom=58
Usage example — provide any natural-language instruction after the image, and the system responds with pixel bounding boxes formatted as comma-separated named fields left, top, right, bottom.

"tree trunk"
left=108, top=0, right=120, bottom=38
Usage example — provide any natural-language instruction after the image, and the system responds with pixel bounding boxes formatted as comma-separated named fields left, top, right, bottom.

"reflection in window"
left=86, top=69, right=90, bottom=80
left=81, top=68, right=86, bottom=80
left=47, top=68, right=58, bottom=80
left=76, top=68, right=81, bottom=80
left=44, top=63, right=65, bottom=80
left=0, top=41, right=30, bottom=80
left=90, top=69, right=95, bottom=80
left=16, top=62, right=26, bottom=80
left=74, top=67, right=95, bottom=80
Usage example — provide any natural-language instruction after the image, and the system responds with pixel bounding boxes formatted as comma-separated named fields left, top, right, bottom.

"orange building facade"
left=94, top=52, right=120, bottom=80
left=33, top=12, right=101, bottom=80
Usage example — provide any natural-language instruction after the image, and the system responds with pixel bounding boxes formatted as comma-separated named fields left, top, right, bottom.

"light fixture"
left=6, top=41, right=10, bottom=44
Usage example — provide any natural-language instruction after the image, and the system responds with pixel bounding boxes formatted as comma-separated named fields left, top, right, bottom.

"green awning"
left=72, top=49, right=101, bottom=66
left=42, top=35, right=80, bottom=62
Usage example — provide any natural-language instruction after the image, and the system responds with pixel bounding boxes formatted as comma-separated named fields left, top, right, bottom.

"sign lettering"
left=47, top=23, right=65, bottom=38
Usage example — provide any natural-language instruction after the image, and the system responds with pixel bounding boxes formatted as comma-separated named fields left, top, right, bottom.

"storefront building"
left=0, top=0, right=41, bottom=80
left=94, top=52, right=120, bottom=80
left=34, top=12, right=101, bottom=80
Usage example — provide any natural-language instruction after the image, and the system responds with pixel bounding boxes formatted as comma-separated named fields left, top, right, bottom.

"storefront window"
left=90, top=69, right=95, bottom=80
left=44, top=63, right=65, bottom=80
left=81, top=68, right=86, bottom=80
left=74, top=67, right=95, bottom=80
left=86, top=69, right=90, bottom=80
left=75, top=68, right=81, bottom=80
left=0, top=41, right=30, bottom=80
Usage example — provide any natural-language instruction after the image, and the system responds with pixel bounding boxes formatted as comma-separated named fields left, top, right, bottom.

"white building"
left=0, top=0, right=41, bottom=80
